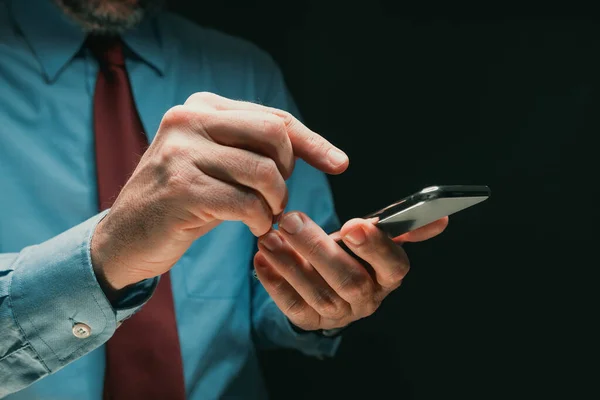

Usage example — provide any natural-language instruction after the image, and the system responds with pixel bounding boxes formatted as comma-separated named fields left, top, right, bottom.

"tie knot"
left=87, top=36, right=125, bottom=67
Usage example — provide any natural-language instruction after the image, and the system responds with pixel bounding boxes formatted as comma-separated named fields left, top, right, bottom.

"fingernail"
left=327, top=148, right=348, bottom=167
left=262, top=232, right=282, bottom=251
left=279, top=213, right=303, bottom=235
left=344, top=227, right=366, bottom=246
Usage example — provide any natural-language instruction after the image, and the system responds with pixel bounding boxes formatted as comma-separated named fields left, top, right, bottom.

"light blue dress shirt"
left=0, top=0, right=341, bottom=398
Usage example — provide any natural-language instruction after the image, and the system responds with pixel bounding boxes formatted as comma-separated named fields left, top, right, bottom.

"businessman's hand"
left=91, top=92, right=349, bottom=292
left=255, top=213, right=448, bottom=331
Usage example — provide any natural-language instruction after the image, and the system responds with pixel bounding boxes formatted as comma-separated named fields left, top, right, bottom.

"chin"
left=55, top=0, right=164, bottom=35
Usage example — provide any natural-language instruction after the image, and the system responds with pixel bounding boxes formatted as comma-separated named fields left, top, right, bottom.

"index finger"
left=185, top=92, right=349, bottom=175
left=269, top=109, right=349, bottom=175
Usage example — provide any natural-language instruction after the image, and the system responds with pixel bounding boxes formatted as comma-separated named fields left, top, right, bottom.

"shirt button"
left=72, top=323, right=92, bottom=339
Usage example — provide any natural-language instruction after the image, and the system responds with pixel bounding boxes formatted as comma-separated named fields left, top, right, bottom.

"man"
left=0, top=0, right=448, bottom=398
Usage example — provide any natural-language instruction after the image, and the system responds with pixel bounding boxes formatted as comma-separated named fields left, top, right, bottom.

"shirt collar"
left=9, top=0, right=165, bottom=83
left=122, top=17, right=165, bottom=76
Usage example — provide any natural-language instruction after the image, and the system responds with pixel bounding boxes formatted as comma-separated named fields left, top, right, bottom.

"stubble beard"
left=54, top=0, right=165, bottom=35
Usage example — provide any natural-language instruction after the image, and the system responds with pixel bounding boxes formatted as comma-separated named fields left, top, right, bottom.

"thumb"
left=394, top=217, right=449, bottom=243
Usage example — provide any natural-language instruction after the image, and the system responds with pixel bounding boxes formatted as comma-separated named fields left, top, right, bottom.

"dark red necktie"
left=89, top=36, right=186, bottom=400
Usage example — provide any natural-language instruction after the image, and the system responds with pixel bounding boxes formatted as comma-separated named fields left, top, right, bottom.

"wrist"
left=91, top=216, right=133, bottom=302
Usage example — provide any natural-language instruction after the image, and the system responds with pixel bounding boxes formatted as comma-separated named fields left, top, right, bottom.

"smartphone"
left=362, top=185, right=491, bottom=238
left=336, top=184, right=490, bottom=256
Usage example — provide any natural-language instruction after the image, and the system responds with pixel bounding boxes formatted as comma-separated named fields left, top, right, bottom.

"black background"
left=169, top=1, right=597, bottom=399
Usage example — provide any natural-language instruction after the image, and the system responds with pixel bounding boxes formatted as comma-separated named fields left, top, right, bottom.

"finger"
left=185, top=92, right=349, bottom=175
left=198, top=109, right=295, bottom=180
left=340, top=218, right=410, bottom=292
left=278, top=212, right=378, bottom=314
left=185, top=91, right=271, bottom=111
left=270, top=109, right=349, bottom=175
left=258, top=230, right=351, bottom=322
left=193, top=138, right=288, bottom=216
left=253, top=253, right=322, bottom=330
left=187, top=172, right=273, bottom=236
left=394, top=217, right=449, bottom=243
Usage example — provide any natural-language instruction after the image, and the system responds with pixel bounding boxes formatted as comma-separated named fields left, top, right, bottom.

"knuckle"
left=278, top=110, right=295, bottom=128
left=284, top=298, right=306, bottom=319
left=242, top=192, right=268, bottom=216
left=303, top=133, right=328, bottom=156
left=159, top=138, right=191, bottom=163
left=152, top=139, right=195, bottom=193
left=279, top=257, right=302, bottom=276
left=386, top=263, right=409, bottom=286
left=253, top=158, right=280, bottom=185
left=162, top=105, right=193, bottom=129
left=339, top=272, right=375, bottom=301
left=262, top=114, right=287, bottom=140
left=315, top=294, right=347, bottom=320
left=269, top=280, right=296, bottom=306
left=185, top=91, right=217, bottom=105
left=382, top=252, right=410, bottom=287
left=305, top=236, right=333, bottom=259
left=280, top=157, right=295, bottom=181
left=362, top=299, right=381, bottom=317
left=382, top=278, right=403, bottom=292
left=313, top=137, right=329, bottom=155
left=271, top=277, right=287, bottom=294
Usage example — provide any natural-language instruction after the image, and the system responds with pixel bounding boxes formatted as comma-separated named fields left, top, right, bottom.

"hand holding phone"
left=253, top=185, right=489, bottom=335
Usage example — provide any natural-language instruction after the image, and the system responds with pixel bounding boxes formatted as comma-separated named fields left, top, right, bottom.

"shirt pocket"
left=179, top=222, right=256, bottom=299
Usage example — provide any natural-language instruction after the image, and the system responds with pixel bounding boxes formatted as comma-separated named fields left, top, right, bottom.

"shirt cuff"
left=262, top=299, right=342, bottom=358
left=113, top=277, right=158, bottom=322
left=9, top=211, right=156, bottom=373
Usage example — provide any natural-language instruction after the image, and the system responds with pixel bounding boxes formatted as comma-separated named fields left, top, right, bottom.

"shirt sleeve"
left=250, top=56, right=342, bottom=358
left=0, top=211, right=157, bottom=397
